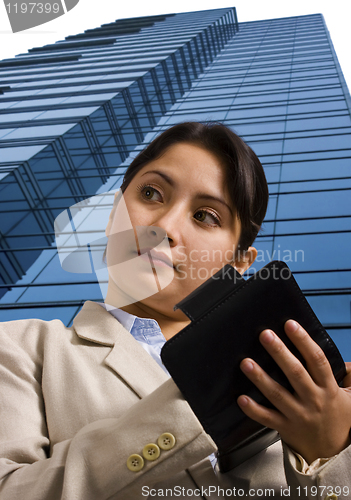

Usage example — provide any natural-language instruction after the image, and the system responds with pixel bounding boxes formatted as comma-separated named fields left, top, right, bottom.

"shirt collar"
left=100, top=303, right=161, bottom=334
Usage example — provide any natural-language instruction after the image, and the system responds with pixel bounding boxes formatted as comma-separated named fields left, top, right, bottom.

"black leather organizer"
left=160, top=261, right=346, bottom=473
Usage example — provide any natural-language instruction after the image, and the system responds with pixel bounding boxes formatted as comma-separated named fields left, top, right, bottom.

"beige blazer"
left=0, top=301, right=350, bottom=499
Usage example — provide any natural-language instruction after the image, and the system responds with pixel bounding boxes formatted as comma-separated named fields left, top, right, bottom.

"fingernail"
left=238, top=396, right=249, bottom=407
left=261, top=330, right=274, bottom=344
left=286, top=320, right=298, bottom=332
left=241, top=360, right=254, bottom=373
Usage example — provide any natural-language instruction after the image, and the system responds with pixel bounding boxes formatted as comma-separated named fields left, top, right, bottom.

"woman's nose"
left=148, top=209, right=181, bottom=247
left=145, top=225, right=168, bottom=244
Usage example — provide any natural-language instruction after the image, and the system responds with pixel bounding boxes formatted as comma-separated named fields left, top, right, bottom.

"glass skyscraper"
left=0, top=8, right=350, bottom=358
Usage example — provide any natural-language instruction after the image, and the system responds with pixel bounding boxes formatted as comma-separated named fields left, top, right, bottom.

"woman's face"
left=105, top=142, right=256, bottom=317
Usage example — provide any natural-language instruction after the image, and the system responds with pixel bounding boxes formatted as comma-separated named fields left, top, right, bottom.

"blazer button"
left=324, top=495, right=338, bottom=500
left=143, top=443, right=160, bottom=461
left=158, top=432, right=176, bottom=450
left=126, top=454, right=144, bottom=472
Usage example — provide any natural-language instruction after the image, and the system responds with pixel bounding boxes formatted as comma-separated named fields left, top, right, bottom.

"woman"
left=0, top=122, right=350, bottom=499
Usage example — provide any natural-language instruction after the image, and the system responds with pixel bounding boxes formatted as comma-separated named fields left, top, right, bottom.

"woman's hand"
left=237, top=319, right=351, bottom=465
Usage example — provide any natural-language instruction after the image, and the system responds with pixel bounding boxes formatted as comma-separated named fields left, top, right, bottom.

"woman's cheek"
left=176, top=264, right=188, bottom=281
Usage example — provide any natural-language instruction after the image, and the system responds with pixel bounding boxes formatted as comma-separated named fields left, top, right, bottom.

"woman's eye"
left=194, top=210, right=220, bottom=226
left=141, top=186, right=161, bottom=201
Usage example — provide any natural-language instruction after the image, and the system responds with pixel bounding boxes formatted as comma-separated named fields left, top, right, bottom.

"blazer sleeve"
left=282, top=442, right=351, bottom=499
left=0, top=321, right=216, bottom=500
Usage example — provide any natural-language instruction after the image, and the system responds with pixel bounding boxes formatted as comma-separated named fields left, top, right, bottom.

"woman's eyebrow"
left=141, top=169, right=175, bottom=186
left=196, top=193, right=233, bottom=215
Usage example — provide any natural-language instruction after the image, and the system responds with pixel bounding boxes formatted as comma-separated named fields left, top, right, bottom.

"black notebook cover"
left=161, top=261, right=346, bottom=471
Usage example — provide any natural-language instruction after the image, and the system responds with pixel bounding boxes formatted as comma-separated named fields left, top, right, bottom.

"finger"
left=237, top=394, right=285, bottom=430
left=259, top=328, right=316, bottom=397
left=284, top=320, right=335, bottom=388
left=240, top=358, right=298, bottom=415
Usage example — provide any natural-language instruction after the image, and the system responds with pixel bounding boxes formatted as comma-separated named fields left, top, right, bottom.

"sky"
left=0, top=0, right=350, bottom=92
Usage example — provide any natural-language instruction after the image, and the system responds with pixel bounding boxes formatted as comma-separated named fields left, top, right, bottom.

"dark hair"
left=121, top=122, right=268, bottom=251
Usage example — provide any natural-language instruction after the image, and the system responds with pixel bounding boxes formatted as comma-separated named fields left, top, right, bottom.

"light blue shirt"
left=99, top=302, right=217, bottom=469
left=101, top=303, right=169, bottom=374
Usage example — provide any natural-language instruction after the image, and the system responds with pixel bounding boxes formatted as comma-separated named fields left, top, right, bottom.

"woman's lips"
left=137, top=248, right=174, bottom=268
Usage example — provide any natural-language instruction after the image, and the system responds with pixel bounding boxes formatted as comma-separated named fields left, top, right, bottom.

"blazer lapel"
left=73, top=301, right=169, bottom=399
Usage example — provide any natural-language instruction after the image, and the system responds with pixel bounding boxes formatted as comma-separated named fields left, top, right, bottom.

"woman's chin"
left=106, top=257, right=174, bottom=307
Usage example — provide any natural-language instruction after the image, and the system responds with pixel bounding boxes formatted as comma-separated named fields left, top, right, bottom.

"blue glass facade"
left=0, top=9, right=350, bottom=358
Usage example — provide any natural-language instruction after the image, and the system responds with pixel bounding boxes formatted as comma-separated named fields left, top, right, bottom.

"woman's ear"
left=233, top=246, right=257, bottom=275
